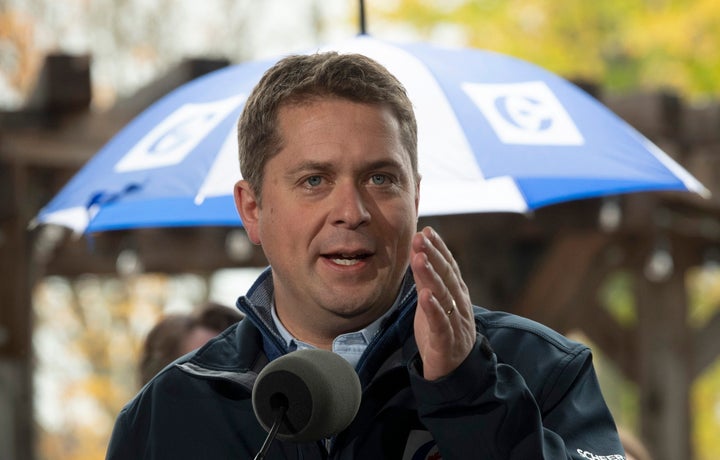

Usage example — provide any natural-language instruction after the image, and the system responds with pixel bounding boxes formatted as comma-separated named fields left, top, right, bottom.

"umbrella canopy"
left=34, top=35, right=708, bottom=234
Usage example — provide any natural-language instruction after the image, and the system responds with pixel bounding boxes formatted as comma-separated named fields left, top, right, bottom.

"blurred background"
left=1, top=1, right=720, bottom=459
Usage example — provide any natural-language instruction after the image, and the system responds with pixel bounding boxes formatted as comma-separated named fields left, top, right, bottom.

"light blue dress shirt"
left=271, top=294, right=401, bottom=369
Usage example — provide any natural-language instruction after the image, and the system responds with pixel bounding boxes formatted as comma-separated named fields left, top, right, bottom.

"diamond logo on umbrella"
left=462, top=81, right=584, bottom=146
left=115, top=94, right=246, bottom=172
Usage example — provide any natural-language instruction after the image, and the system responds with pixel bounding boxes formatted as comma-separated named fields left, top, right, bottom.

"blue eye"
left=306, top=176, right=322, bottom=187
left=371, top=174, right=387, bottom=185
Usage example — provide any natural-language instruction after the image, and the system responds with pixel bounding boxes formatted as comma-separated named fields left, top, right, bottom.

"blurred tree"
left=32, top=273, right=206, bottom=460
left=371, top=0, right=720, bottom=101
left=0, top=0, right=260, bottom=109
left=0, top=8, right=41, bottom=107
left=0, top=0, right=347, bottom=109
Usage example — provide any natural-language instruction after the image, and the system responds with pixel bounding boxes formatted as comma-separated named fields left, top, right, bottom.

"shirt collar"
left=270, top=290, right=403, bottom=367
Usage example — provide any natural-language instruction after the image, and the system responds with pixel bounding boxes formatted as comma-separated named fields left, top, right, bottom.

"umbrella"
left=33, top=35, right=708, bottom=234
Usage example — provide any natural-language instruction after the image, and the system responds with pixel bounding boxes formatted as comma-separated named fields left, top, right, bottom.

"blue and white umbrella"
left=34, top=35, right=708, bottom=234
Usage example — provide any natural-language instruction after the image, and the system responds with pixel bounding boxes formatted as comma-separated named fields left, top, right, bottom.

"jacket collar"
left=181, top=268, right=419, bottom=387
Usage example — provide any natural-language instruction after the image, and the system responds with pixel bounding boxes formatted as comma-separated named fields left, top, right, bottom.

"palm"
left=410, top=227, right=476, bottom=381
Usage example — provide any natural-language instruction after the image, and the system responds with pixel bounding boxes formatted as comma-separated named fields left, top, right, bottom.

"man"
left=107, top=52, right=626, bottom=459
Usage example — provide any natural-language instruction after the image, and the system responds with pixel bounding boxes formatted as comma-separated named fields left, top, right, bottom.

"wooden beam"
left=512, top=231, right=609, bottom=325
left=0, top=57, right=230, bottom=170
left=682, top=101, right=720, bottom=145
left=603, top=90, right=682, bottom=141
left=25, top=54, right=91, bottom=113
left=36, top=227, right=268, bottom=277
left=0, top=128, right=112, bottom=168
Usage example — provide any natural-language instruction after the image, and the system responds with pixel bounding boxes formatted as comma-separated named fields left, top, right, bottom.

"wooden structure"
left=2, top=54, right=720, bottom=460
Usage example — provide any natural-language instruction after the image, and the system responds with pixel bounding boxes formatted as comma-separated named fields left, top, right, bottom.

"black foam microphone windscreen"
left=252, top=349, right=362, bottom=442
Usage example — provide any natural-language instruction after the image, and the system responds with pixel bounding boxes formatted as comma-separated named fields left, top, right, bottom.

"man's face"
left=235, top=97, right=419, bottom=343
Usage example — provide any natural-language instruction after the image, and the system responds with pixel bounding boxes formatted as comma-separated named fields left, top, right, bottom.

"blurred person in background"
left=138, top=302, right=243, bottom=385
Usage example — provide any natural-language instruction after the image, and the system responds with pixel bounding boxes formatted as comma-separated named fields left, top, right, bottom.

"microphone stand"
left=253, top=405, right=287, bottom=460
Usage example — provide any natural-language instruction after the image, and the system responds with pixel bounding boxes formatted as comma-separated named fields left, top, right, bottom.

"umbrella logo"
left=462, top=81, right=584, bottom=146
left=114, top=95, right=246, bottom=172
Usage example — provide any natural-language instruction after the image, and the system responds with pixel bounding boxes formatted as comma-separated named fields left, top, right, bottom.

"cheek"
left=257, top=208, right=275, bottom=242
left=259, top=206, right=302, bottom=246
left=381, top=206, right=417, bottom=252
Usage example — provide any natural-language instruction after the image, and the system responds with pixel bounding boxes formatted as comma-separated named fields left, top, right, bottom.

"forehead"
left=273, top=98, right=409, bottom=166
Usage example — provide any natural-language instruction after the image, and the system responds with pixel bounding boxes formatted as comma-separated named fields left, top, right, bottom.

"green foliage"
left=370, top=0, right=720, bottom=100
left=599, top=271, right=637, bottom=326
left=694, top=359, right=720, bottom=460
left=687, top=265, right=720, bottom=327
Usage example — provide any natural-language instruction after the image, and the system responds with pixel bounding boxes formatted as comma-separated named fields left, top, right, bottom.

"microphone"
left=252, top=349, right=362, bottom=456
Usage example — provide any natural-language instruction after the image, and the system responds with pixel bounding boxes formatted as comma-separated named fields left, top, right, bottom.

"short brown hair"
left=237, top=51, right=418, bottom=201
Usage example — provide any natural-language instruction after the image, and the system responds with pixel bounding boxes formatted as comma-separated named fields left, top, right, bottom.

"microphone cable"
left=253, top=403, right=287, bottom=460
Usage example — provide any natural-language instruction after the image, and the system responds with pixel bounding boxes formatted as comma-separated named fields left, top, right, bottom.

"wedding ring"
left=446, top=299, right=456, bottom=316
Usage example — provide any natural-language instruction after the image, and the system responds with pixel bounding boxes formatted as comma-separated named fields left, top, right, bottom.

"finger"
left=410, top=248, right=456, bottom=316
left=416, top=287, right=454, bottom=334
left=413, top=227, right=470, bottom=315
left=421, top=227, right=462, bottom=280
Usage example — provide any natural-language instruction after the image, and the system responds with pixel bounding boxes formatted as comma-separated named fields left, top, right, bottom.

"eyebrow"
left=284, top=159, right=406, bottom=178
left=284, top=161, right=334, bottom=179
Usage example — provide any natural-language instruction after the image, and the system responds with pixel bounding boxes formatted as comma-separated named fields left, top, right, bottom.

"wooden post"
left=635, top=240, right=693, bottom=460
left=0, top=162, right=35, bottom=460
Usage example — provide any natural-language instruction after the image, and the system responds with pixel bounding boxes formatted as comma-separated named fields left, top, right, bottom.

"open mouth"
left=323, top=253, right=372, bottom=266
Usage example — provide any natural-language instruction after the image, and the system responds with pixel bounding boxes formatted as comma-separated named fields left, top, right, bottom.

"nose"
left=329, top=182, right=371, bottom=229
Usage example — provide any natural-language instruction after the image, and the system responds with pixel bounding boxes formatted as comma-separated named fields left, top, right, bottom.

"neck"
left=274, top=305, right=379, bottom=350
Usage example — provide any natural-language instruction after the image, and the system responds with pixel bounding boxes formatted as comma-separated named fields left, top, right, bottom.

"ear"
left=414, top=175, right=421, bottom=216
left=234, top=180, right=262, bottom=244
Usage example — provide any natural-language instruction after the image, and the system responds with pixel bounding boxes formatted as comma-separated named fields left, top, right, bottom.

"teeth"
left=332, top=258, right=360, bottom=266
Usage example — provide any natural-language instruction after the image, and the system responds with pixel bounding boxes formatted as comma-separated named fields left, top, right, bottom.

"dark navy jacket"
left=107, top=269, right=625, bottom=459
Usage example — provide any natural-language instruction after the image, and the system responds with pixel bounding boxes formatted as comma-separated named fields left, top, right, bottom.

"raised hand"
left=410, top=226, right=476, bottom=381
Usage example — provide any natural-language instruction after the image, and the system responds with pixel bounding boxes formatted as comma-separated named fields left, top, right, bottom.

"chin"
left=324, top=296, right=378, bottom=319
